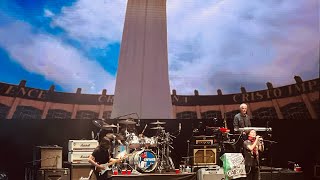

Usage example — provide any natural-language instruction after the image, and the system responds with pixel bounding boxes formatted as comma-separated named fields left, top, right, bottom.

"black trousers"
left=244, top=166, right=260, bottom=180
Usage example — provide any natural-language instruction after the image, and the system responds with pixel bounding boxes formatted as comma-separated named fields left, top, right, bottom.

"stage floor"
left=111, top=172, right=196, bottom=180
left=109, top=170, right=304, bottom=180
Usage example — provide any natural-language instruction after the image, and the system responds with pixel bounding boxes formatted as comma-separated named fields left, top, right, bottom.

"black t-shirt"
left=233, top=113, right=251, bottom=131
left=243, top=140, right=259, bottom=167
left=92, top=146, right=110, bottom=165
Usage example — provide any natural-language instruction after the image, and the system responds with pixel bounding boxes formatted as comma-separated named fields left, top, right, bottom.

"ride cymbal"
left=150, top=126, right=164, bottom=130
left=118, top=119, right=137, bottom=125
left=150, top=121, right=166, bottom=125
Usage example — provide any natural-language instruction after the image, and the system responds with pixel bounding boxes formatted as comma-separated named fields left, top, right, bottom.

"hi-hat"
left=119, top=119, right=136, bottom=125
left=150, top=126, right=164, bottom=130
left=150, top=121, right=166, bottom=125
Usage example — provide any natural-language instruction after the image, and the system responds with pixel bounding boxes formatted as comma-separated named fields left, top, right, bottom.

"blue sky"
left=0, top=0, right=319, bottom=95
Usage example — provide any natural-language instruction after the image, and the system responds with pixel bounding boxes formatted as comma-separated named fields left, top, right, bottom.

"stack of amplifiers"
left=68, top=140, right=98, bottom=164
left=192, top=136, right=219, bottom=166
left=68, top=140, right=98, bottom=180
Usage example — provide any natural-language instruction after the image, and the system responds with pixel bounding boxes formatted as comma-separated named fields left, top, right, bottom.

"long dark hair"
left=99, top=136, right=111, bottom=150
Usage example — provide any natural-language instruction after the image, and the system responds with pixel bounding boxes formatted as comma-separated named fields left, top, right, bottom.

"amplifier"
left=315, top=165, right=320, bottom=178
left=70, top=164, right=96, bottom=180
left=68, top=140, right=98, bottom=152
left=193, top=148, right=217, bottom=165
left=33, top=146, right=62, bottom=169
left=37, top=168, right=70, bottom=180
left=195, top=139, right=213, bottom=146
left=68, top=151, right=92, bottom=164
left=197, top=168, right=225, bottom=180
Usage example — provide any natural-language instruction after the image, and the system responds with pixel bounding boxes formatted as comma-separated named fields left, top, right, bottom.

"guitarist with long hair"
left=88, top=136, right=117, bottom=180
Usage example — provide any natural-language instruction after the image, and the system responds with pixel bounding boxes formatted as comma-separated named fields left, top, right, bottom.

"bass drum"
left=129, top=149, right=157, bottom=173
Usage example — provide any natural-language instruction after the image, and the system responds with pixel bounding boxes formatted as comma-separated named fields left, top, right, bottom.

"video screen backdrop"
left=0, top=0, right=318, bottom=95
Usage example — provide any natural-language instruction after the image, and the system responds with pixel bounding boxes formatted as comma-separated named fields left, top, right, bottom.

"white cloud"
left=0, top=21, right=115, bottom=93
left=166, top=0, right=319, bottom=94
left=4, top=0, right=317, bottom=95
left=51, top=0, right=127, bottom=48
left=44, top=9, right=54, bottom=18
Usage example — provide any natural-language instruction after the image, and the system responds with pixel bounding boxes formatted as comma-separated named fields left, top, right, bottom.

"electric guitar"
left=95, top=152, right=136, bottom=176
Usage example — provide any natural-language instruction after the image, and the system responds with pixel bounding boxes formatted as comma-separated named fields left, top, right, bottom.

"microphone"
left=178, top=123, right=181, bottom=133
left=117, top=123, right=120, bottom=133
left=91, top=131, right=95, bottom=140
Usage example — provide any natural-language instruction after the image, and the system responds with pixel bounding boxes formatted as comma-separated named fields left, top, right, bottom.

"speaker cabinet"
left=193, top=148, right=217, bottom=165
left=33, top=146, right=62, bottom=169
left=315, top=165, right=320, bottom=178
left=37, top=168, right=70, bottom=180
left=197, top=168, right=225, bottom=180
left=70, top=164, right=96, bottom=180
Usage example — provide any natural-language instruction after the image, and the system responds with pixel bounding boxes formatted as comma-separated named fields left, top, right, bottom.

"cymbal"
left=150, top=121, right=166, bottom=125
left=92, top=120, right=104, bottom=128
left=150, top=126, right=164, bottom=130
left=105, top=133, right=125, bottom=141
left=118, top=119, right=136, bottom=125
left=102, top=124, right=117, bottom=129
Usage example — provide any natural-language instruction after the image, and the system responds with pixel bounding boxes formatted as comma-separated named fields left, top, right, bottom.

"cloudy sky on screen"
left=0, top=0, right=319, bottom=95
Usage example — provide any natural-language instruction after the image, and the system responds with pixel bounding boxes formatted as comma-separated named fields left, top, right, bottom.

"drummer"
left=119, top=118, right=144, bottom=137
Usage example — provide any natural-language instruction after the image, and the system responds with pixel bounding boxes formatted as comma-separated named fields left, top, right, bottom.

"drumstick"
left=141, top=124, right=148, bottom=134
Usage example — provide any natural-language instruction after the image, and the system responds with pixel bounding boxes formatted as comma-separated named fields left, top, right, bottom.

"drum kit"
left=92, top=119, right=176, bottom=173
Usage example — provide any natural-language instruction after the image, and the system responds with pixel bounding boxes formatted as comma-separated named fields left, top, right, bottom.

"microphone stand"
left=267, top=139, right=278, bottom=180
left=95, top=128, right=103, bottom=141
left=187, top=140, right=190, bottom=166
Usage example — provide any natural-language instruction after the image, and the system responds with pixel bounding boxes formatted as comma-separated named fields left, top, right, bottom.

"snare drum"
left=127, top=133, right=141, bottom=149
left=129, top=149, right=157, bottom=173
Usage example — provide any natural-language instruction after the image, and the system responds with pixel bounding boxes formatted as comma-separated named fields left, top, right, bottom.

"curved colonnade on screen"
left=0, top=76, right=319, bottom=121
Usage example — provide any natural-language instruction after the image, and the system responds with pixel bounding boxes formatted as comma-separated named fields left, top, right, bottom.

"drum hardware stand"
left=122, top=162, right=141, bottom=175
left=157, top=131, right=175, bottom=172
left=187, top=140, right=191, bottom=165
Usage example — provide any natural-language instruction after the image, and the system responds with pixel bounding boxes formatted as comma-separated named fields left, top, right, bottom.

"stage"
left=108, top=170, right=304, bottom=180
left=111, top=173, right=196, bottom=180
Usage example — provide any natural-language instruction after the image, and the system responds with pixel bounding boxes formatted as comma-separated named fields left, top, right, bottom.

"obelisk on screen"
left=111, top=0, right=172, bottom=119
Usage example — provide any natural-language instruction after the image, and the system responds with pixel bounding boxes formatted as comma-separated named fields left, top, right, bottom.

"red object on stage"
left=122, top=170, right=126, bottom=175
left=127, top=170, right=132, bottom=175
left=175, top=169, right=180, bottom=174
left=113, top=170, right=118, bottom=175
left=219, top=127, right=230, bottom=133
